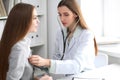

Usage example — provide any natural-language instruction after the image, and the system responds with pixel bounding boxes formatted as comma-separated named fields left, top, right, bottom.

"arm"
left=6, top=44, right=25, bottom=80
left=49, top=30, right=95, bottom=74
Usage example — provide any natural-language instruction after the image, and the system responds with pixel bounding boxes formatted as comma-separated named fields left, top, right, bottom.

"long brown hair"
left=0, top=3, right=34, bottom=80
left=58, top=0, right=98, bottom=55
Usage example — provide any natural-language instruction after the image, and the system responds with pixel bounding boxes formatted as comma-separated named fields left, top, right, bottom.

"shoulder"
left=74, top=26, right=94, bottom=39
left=12, top=37, right=30, bottom=50
left=12, top=41, right=24, bottom=51
left=82, top=29, right=94, bottom=37
left=10, top=41, right=25, bottom=57
left=10, top=38, right=30, bottom=57
left=78, top=29, right=95, bottom=41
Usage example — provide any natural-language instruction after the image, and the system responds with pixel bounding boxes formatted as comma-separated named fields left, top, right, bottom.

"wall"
left=47, top=0, right=60, bottom=58
left=104, top=0, right=120, bottom=37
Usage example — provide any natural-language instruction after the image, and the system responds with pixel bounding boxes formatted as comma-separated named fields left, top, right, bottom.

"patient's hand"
left=34, top=75, right=53, bottom=80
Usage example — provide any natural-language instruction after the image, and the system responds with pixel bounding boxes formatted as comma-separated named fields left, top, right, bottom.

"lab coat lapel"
left=67, top=26, right=82, bottom=52
left=67, top=38, right=76, bottom=52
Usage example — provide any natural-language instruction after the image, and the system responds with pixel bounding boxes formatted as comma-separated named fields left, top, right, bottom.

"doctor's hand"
left=29, top=55, right=50, bottom=67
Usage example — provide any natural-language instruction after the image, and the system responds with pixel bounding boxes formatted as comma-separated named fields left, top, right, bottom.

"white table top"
left=57, top=64, right=120, bottom=80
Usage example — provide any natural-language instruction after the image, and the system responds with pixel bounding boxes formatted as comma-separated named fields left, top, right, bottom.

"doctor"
left=29, top=0, right=98, bottom=79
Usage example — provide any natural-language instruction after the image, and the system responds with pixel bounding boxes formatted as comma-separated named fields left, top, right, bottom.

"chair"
left=94, top=52, right=108, bottom=68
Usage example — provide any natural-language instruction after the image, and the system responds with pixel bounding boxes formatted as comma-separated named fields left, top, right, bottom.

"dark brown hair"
left=0, top=3, right=34, bottom=80
left=58, top=0, right=98, bottom=55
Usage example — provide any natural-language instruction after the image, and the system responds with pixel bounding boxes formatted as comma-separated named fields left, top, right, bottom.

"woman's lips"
left=62, top=23, right=67, bottom=26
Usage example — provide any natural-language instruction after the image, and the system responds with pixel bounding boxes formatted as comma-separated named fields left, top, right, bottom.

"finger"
left=30, top=55, right=39, bottom=58
left=29, top=56, right=39, bottom=61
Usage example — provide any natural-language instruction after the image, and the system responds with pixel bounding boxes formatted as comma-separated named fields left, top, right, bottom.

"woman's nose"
left=60, top=16, right=65, bottom=22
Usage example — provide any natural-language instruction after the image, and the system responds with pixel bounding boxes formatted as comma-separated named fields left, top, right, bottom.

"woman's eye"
left=33, top=17, right=38, bottom=19
left=64, top=14, right=69, bottom=16
left=34, top=17, right=37, bottom=19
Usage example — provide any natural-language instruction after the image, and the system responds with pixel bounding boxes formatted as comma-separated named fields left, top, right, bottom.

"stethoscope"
left=57, top=16, right=80, bottom=60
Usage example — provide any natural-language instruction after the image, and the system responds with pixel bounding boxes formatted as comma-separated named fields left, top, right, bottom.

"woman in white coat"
left=29, top=0, right=98, bottom=79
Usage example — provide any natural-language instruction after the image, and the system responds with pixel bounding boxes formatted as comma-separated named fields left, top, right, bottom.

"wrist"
left=45, top=59, right=51, bottom=67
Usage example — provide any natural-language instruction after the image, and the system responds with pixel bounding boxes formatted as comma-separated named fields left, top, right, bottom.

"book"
left=2, top=0, right=14, bottom=14
left=0, top=0, right=7, bottom=17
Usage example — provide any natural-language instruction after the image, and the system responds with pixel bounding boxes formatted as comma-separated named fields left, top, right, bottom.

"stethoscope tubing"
left=57, top=16, right=80, bottom=60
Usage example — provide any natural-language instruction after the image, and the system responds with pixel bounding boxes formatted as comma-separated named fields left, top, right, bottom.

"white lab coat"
left=49, top=26, right=95, bottom=79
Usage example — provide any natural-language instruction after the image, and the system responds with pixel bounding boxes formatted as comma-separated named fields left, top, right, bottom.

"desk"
left=57, top=64, right=120, bottom=80
left=98, top=43, right=120, bottom=58
left=98, top=43, right=120, bottom=64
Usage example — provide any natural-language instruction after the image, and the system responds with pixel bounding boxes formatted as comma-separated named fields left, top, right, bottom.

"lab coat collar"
left=63, top=26, right=82, bottom=39
left=66, top=26, right=83, bottom=52
left=73, top=26, right=83, bottom=38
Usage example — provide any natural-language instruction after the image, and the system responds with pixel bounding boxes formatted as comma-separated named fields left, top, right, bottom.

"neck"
left=68, top=22, right=76, bottom=32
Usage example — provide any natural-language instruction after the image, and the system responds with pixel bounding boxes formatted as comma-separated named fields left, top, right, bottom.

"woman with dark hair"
left=29, top=0, right=98, bottom=79
left=0, top=3, right=40, bottom=80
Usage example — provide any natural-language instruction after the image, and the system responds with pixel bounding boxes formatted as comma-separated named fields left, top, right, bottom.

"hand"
left=29, top=55, right=50, bottom=67
left=34, top=75, right=53, bottom=80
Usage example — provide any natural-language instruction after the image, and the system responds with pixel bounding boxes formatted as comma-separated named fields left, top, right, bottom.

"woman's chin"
left=30, top=30, right=37, bottom=33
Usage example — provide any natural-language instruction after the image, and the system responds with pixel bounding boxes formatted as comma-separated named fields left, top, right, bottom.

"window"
left=81, top=0, right=120, bottom=39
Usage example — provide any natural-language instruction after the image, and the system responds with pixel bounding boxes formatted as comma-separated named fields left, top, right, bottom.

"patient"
left=0, top=3, right=52, bottom=80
